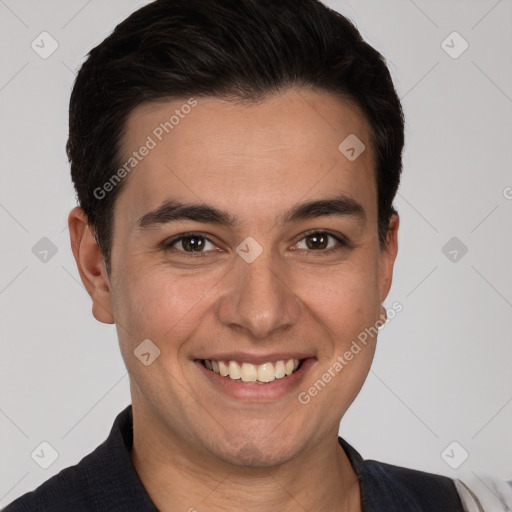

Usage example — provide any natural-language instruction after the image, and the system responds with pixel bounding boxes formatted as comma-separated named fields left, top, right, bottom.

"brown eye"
left=179, top=235, right=206, bottom=252
left=305, top=233, right=329, bottom=250
left=294, top=231, right=346, bottom=254
left=164, top=233, right=218, bottom=254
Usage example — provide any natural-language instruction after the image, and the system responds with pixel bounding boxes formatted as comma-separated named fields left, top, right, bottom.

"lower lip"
left=195, top=358, right=316, bottom=402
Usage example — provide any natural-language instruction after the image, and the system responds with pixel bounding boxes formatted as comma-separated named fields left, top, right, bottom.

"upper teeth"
left=204, top=359, right=300, bottom=383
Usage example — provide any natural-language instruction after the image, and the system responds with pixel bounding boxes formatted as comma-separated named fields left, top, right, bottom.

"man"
left=3, top=0, right=485, bottom=510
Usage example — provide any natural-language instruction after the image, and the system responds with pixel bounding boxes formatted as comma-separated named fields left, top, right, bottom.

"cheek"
left=110, top=266, right=220, bottom=410
left=112, top=264, right=222, bottom=352
left=295, top=259, right=380, bottom=402
left=299, top=259, right=381, bottom=339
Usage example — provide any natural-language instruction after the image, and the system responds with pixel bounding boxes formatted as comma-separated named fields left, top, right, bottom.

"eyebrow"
left=136, top=194, right=366, bottom=230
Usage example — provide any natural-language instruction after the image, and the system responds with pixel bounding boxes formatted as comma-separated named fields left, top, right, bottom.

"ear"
left=68, top=206, right=115, bottom=324
left=378, top=213, right=399, bottom=303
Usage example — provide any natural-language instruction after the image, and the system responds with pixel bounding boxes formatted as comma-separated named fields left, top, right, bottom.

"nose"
left=216, top=248, right=302, bottom=340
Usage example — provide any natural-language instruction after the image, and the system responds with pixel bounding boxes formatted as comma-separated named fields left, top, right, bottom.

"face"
left=73, top=88, right=398, bottom=467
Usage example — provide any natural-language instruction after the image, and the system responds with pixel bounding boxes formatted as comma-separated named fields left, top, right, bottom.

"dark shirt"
left=4, top=405, right=466, bottom=511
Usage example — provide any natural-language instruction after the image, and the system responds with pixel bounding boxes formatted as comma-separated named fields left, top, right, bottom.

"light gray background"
left=1, top=0, right=511, bottom=507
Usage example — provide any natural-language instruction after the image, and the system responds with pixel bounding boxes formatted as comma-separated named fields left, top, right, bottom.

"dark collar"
left=88, top=404, right=159, bottom=510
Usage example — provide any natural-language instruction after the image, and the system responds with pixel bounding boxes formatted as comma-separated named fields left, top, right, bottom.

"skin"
left=69, top=87, right=399, bottom=512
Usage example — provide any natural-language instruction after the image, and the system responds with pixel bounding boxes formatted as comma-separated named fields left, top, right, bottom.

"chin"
left=207, top=428, right=302, bottom=468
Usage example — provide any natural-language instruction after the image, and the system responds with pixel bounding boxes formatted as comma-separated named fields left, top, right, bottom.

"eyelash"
left=161, top=230, right=348, bottom=258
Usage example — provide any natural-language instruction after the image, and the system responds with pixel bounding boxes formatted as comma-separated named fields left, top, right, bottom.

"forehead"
left=114, top=88, right=377, bottom=231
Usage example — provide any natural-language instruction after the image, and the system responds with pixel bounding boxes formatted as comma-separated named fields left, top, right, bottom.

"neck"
left=130, top=405, right=362, bottom=512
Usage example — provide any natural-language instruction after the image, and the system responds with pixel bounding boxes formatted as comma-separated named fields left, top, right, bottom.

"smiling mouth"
left=201, top=359, right=303, bottom=384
